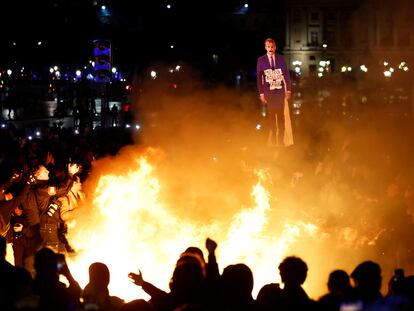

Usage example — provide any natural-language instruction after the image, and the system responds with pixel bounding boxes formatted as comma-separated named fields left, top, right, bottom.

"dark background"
left=0, top=0, right=287, bottom=75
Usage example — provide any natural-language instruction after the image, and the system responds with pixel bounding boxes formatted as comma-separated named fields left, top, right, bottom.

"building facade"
left=283, top=0, right=414, bottom=80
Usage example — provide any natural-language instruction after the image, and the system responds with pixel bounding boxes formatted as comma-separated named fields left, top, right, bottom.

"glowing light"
left=101, top=5, right=106, bottom=10
left=322, top=43, right=327, bottom=48
left=111, top=67, right=117, bottom=73
left=383, top=61, right=388, bottom=66
left=403, top=66, right=409, bottom=71
left=175, top=65, right=181, bottom=71
left=35, top=131, right=41, bottom=136
left=318, top=67, right=324, bottom=72
left=318, top=72, right=323, bottom=77
left=360, top=65, right=368, bottom=72
left=125, top=124, right=131, bottom=128
left=244, top=3, right=249, bottom=8
left=384, top=70, right=392, bottom=77
left=256, top=124, right=262, bottom=130
left=170, top=45, right=174, bottom=49
left=76, top=70, right=82, bottom=77
left=37, top=41, right=42, bottom=46
left=150, top=71, right=157, bottom=79
left=135, top=124, right=141, bottom=130
left=347, top=66, right=352, bottom=72
left=66, top=155, right=316, bottom=301
left=53, top=66, right=58, bottom=71
left=292, top=60, right=302, bottom=66
left=166, top=4, right=171, bottom=9
left=294, top=67, right=301, bottom=73
left=7, top=69, right=12, bottom=76
left=341, top=66, right=347, bottom=73
left=389, top=67, right=394, bottom=73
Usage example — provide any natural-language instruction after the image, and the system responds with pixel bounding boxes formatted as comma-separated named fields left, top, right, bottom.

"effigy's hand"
left=285, top=91, right=292, bottom=101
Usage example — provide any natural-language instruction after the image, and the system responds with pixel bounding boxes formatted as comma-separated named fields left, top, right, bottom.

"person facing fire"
left=19, top=163, right=80, bottom=275
left=256, top=38, right=292, bottom=147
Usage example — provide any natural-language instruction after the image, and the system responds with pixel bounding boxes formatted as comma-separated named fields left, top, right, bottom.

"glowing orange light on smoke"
left=67, top=151, right=322, bottom=302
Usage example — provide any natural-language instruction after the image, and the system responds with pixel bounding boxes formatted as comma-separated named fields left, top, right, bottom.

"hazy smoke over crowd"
left=68, top=35, right=414, bottom=300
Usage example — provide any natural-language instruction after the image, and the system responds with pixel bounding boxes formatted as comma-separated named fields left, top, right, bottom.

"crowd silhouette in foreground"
left=3, top=234, right=414, bottom=310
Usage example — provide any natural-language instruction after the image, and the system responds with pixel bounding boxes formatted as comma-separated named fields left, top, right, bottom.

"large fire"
left=66, top=148, right=323, bottom=302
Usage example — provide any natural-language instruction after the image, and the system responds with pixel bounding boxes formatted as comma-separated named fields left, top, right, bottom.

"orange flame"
left=67, top=150, right=324, bottom=301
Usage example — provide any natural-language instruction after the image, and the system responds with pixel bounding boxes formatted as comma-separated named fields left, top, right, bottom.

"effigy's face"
left=265, top=42, right=276, bottom=55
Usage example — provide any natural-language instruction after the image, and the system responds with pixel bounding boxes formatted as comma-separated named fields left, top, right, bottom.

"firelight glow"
left=67, top=151, right=319, bottom=302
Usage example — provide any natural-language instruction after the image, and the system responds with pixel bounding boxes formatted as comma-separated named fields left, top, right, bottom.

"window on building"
left=310, top=55, right=316, bottom=61
left=311, top=12, right=319, bottom=21
left=327, top=12, right=336, bottom=22
left=293, top=10, right=302, bottom=23
left=309, top=65, right=317, bottom=74
left=294, top=28, right=301, bottom=44
left=326, top=31, right=337, bottom=47
left=310, top=32, right=319, bottom=46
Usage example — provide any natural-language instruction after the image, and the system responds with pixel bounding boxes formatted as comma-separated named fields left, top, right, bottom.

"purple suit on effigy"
left=256, top=53, right=291, bottom=145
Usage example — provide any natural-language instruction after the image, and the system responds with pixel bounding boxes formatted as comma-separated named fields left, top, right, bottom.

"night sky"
left=1, top=0, right=287, bottom=73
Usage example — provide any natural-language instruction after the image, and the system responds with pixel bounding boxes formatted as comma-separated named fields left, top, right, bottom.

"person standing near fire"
left=256, top=38, right=293, bottom=147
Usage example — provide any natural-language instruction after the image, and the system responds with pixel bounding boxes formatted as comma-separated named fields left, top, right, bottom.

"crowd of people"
left=2, top=233, right=414, bottom=311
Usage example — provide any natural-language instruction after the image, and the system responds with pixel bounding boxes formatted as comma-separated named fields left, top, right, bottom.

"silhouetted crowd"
left=3, top=234, right=414, bottom=311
